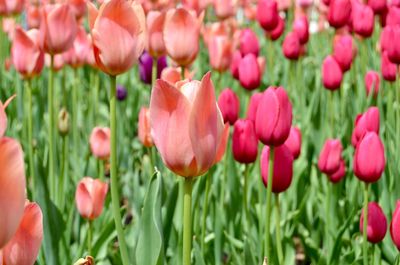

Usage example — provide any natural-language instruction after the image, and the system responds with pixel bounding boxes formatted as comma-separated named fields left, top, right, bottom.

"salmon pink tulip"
left=63, top=26, right=91, bottom=68
left=75, top=177, right=108, bottom=220
left=89, top=127, right=111, bottom=160
left=138, top=107, right=153, bottom=147
left=146, top=11, right=166, bottom=58
left=208, top=34, right=233, bottom=72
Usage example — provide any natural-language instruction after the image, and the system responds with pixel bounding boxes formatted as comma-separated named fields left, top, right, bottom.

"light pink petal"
left=75, top=179, right=94, bottom=219
left=91, top=179, right=108, bottom=219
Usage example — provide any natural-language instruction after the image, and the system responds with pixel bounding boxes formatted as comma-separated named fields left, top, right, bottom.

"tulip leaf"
left=135, top=171, right=164, bottom=265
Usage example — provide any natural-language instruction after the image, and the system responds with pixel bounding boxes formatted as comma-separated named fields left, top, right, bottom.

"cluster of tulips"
left=2, top=0, right=400, bottom=264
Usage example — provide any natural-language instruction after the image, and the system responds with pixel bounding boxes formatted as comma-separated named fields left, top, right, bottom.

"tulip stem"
left=181, top=66, right=185, bottom=80
left=243, top=164, right=250, bottom=229
left=48, top=55, right=55, bottom=199
left=183, top=177, right=193, bottom=265
left=98, top=159, right=104, bottom=181
left=152, top=57, right=157, bottom=87
left=109, top=75, right=130, bottom=265
left=201, top=172, right=211, bottom=254
left=275, top=194, right=283, bottom=264
left=59, top=135, right=67, bottom=209
left=87, top=220, right=92, bottom=254
left=363, top=183, right=369, bottom=265
left=329, top=91, right=334, bottom=137
left=26, top=79, right=35, bottom=198
left=72, top=69, right=79, bottom=177
left=264, top=146, right=274, bottom=261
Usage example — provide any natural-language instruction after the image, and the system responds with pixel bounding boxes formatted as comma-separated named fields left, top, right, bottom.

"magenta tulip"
left=232, top=119, right=258, bottom=164
left=239, top=28, right=260, bottom=57
left=246, top=92, right=263, bottom=124
left=257, top=0, right=279, bottom=31
left=282, top=32, right=301, bottom=60
left=333, top=34, right=354, bottom=72
left=329, top=158, right=346, bottom=183
left=390, top=200, right=400, bottom=250
left=322, top=55, right=343, bottom=91
left=328, top=0, right=352, bottom=28
left=365, top=71, right=380, bottom=97
left=352, top=107, right=380, bottom=147
left=218, top=88, right=240, bottom=125
left=352, top=3, right=375, bottom=38
left=360, top=202, right=387, bottom=243
left=381, top=51, right=397, bottom=82
left=284, top=126, right=302, bottom=159
left=238, top=53, right=261, bottom=90
left=318, top=139, right=343, bottom=175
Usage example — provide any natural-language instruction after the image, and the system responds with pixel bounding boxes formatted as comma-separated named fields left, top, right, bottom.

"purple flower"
left=116, top=85, right=127, bottom=101
left=139, top=51, right=168, bottom=85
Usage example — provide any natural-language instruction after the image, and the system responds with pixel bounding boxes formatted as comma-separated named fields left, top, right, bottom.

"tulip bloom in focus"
left=75, top=177, right=109, bottom=220
left=351, top=107, right=380, bottom=147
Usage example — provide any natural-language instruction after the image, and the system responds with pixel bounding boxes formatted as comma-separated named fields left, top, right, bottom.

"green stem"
left=326, top=181, right=331, bottom=252
left=48, top=55, right=55, bottom=199
left=152, top=57, right=157, bottom=87
left=201, top=173, right=211, bottom=253
left=26, top=79, right=35, bottom=198
left=329, top=91, right=334, bottom=137
left=183, top=177, right=193, bottom=265
left=243, top=164, right=250, bottom=229
left=363, top=183, right=369, bottom=265
left=72, top=69, right=79, bottom=176
left=93, top=70, right=99, bottom=126
left=109, top=75, right=130, bottom=265
left=59, top=135, right=67, bottom=209
left=275, top=195, right=283, bottom=264
left=98, top=159, right=104, bottom=181
left=264, top=146, right=274, bottom=261
left=87, top=220, right=92, bottom=254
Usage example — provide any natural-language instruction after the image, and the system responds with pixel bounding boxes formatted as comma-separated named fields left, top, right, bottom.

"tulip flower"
left=138, top=107, right=153, bottom=147
left=218, top=88, right=240, bottom=125
left=230, top=50, right=242, bottom=79
left=214, top=0, right=236, bottom=20
left=260, top=144, right=294, bottom=193
left=0, top=0, right=24, bottom=16
left=232, top=119, right=258, bottom=164
left=386, top=25, right=400, bottom=64
left=352, top=107, right=380, bottom=147
left=267, top=16, right=285, bottom=41
left=329, top=158, right=346, bottom=183
left=208, top=34, right=233, bottom=72
left=0, top=137, right=26, bottom=249
left=257, top=0, right=279, bottom=31
left=386, top=6, right=400, bottom=26
left=353, top=3, right=375, bottom=38
left=160, top=66, right=194, bottom=84
left=368, top=0, right=387, bottom=14
left=150, top=72, right=225, bottom=177
left=381, top=51, right=397, bottom=82
left=238, top=53, right=261, bottom=90
left=390, top=200, right=400, bottom=250
left=89, top=127, right=111, bottom=160
left=146, top=11, right=166, bottom=58
left=75, top=177, right=109, bottom=220
left=26, top=4, right=41, bottom=29
left=322, top=55, right=343, bottom=91
left=318, top=139, right=343, bottom=175
left=63, top=26, right=91, bottom=68
left=239, top=28, right=260, bottom=57
left=11, top=27, right=44, bottom=79
left=88, top=0, right=146, bottom=76
left=247, top=92, right=263, bottom=124
left=353, top=132, right=385, bottom=183
left=58, top=108, right=70, bottom=136
left=255, top=87, right=293, bottom=146
left=163, top=8, right=201, bottom=67
left=333, top=34, right=354, bottom=72
left=68, top=0, right=87, bottom=19
left=139, top=52, right=167, bottom=85
left=364, top=71, right=380, bottom=97
left=328, top=0, right=352, bottom=28
left=39, top=4, right=78, bottom=55
left=359, top=202, right=387, bottom=243
left=116, top=85, right=127, bottom=101
left=293, top=15, right=309, bottom=45
left=284, top=126, right=302, bottom=159
left=380, top=26, right=392, bottom=52
left=282, top=32, right=301, bottom=60
left=0, top=202, right=43, bottom=265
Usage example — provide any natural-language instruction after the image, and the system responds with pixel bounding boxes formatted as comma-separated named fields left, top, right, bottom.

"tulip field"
left=3, top=0, right=400, bottom=265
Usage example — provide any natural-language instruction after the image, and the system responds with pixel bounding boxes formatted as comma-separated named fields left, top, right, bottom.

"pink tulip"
left=329, top=158, right=346, bottom=183
left=26, top=4, right=41, bottom=29
left=138, top=107, right=153, bottom=147
left=282, top=32, right=301, bottom=60
left=0, top=202, right=43, bottom=265
left=218, top=88, right=240, bottom=125
left=260, top=145, right=294, bottom=193
left=365, top=71, right=380, bottom=97
left=390, top=200, right=400, bottom=250
left=368, top=0, right=386, bottom=14
left=352, top=107, right=380, bottom=147
left=293, top=15, right=309, bottom=45
left=68, top=0, right=87, bottom=19
left=322, top=55, right=343, bottom=91
left=267, top=15, right=285, bottom=41
left=146, top=11, right=166, bottom=59
left=160, top=66, right=194, bottom=84
left=297, top=0, right=313, bottom=8
left=208, top=34, right=233, bottom=72
left=353, top=132, right=385, bottom=183
left=214, top=123, right=230, bottom=164
left=149, top=72, right=225, bottom=177
left=0, top=0, right=24, bottom=16
left=39, top=4, right=78, bottom=55
left=255, top=86, right=293, bottom=146
left=353, top=3, right=375, bottom=38
left=232, top=119, right=258, bottom=164
left=11, top=27, right=44, bottom=79
left=89, top=127, right=111, bottom=160
left=214, top=0, right=236, bottom=19
left=257, top=0, right=279, bottom=31
left=381, top=51, right=397, bottom=82
left=246, top=92, right=263, bottom=123
left=75, top=177, right=108, bottom=220
left=386, top=25, right=400, bottom=64
left=163, top=8, right=201, bottom=67
left=238, top=53, right=261, bottom=90
left=328, top=0, right=352, bottom=28
left=318, top=139, right=343, bottom=175
left=386, top=6, right=400, bottom=26
left=239, top=28, right=260, bottom=57
left=63, top=26, right=91, bottom=68
left=88, top=0, right=145, bottom=76
left=333, top=34, right=354, bottom=72
left=284, top=126, right=302, bottom=159
left=359, top=202, right=387, bottom=243
left=380, top=26, right=392, bottom=52
left=0, top=138, right=26, bottom=248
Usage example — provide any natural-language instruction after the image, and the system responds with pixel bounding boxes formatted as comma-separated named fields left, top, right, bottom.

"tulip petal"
left=75, top=180, right=94, bottom=219
left=214, top=122, right=230, bottom=164
left=0, top=103, right=7, bottom=138
left=87, top=1, right=98, bottom=30
left=92, top=180, right=108, bottom=219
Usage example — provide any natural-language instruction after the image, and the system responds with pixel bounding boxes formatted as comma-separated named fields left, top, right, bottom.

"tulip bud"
left=328, top=0, right=352, bottom=28
left=139, top=52, right=168, bottom=85
left=214, top=0, right=236, bottom=20
left=352, top=107, right=380, bottom=147
left=238, top=53, right=261, bottom=90
left=318, top=139, right=343, bottom=175
left=333, top=34, right=354, bottom=72
left=353, top=132, right=385, bottom=183
left=116, top=85, right=127, bottom=101
left=359, top=202, right=387, bottom=243
left=146, top=11, right=166, bottom=59
left=75, top=177, right=108, bottom=220
left=218, top=88, right=240, bottom=125
left=267, top=16, right=285, bottom=41
left=255, top=87, right=293, bottom=146
left=352, top=3, right=375, bottom=38
left=386, top=25, right=400, bottom=64
left=293, top=16, right=309, bottom=45
left=239, top=29, right=260, bottom=57
left=282, top=32, right=301, bottom=60
left=89, top=127, right=111, bottom=160
left=74, top=256, right=95, bottom=265
left=386, top=6, right=400, bottom=26
left=390, top=200, right=400, bottom=250
left=138, top=107, right=154, bottom=147
left=58, top=108, right=70, bottom=136
left=381, top=51, right=397, bottom=82
left=284, top=126, right=302, bottom=159
left=329, top=158, right=346, bottom=183
left=365, top=71, right=380, bottom=97
left=322, top=55, right=343, bottom=91
left=230, top=51, right=242, bottom=80
left=247, top=92, right=263, bottom=123
left=368, top=0, right=386, bottom=14
left=209, top=34, right=233, bottom=72
left=260, top=145, right=294, bottom=193
left=232, top=119, right=258, bottom=164
left=257, top=0, right=279, bottom=31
